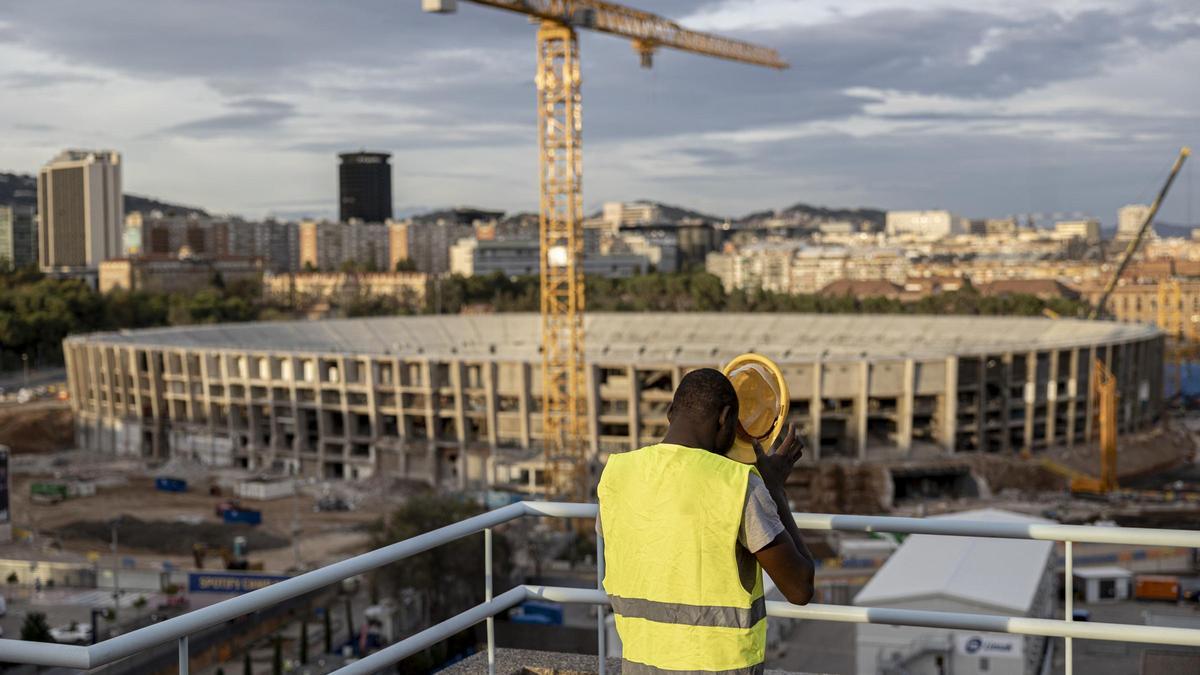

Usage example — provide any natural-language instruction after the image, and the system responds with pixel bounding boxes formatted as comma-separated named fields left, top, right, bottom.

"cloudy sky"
left=1, top=0, right=1198, bottom=224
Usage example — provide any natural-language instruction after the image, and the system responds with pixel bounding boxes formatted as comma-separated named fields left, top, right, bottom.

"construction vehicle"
left=422, top=0, right=786, bottom=501
left=1040, top=358, right=1118, bottom=495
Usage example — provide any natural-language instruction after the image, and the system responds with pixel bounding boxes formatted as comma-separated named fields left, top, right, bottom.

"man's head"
left=666, top=368, right=739, bottom=454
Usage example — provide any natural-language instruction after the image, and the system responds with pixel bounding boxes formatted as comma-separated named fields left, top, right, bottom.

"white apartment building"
left=885, top=210, right=969, bottom=240
left=1117, top=204, right=1152, bottom=238
left=706, top=245, right=910, bottom=294
left=449, top=238, right=650, bottom=278
left=1053, top=219, right=1101, bottom=243
left=38, top=149, right=123, bottom=272
left=602, top=201, right=663, bottom=230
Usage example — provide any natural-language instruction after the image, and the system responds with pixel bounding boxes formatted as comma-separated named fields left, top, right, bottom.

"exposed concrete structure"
left=63, top=314, right=1163, bottom=490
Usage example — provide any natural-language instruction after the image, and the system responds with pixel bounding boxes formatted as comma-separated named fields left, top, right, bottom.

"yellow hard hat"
left=722, top=353, right=789, bottom=464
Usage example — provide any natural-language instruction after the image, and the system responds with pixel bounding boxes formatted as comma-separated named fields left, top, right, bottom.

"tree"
left=20, top=612, right=54, bottom=642
left=369, top=493, right=512, bottom=622
left=394, top=259, right=418, bottom=272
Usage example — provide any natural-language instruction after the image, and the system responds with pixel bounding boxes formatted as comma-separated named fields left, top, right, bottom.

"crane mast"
left=424, top=0, right=786, bottom=501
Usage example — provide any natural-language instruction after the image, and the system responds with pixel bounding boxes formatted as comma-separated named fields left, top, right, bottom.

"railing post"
left=177, top=635, right=188, bottom=675
left=485, top=527, right=495, bottom=675
left=1065, top=540, right=1073, bottom=675
left=597, top=530, right=606, bottom=675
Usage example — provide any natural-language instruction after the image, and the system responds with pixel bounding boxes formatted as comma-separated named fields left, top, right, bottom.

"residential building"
left=339, top=152, right=392, bottom=223
left=126, top=213, right=301, bottom=273
left=448, top=238, right=650, bottom=278
left=37, top=149, right=123, bottom=272
left=262, top=271, right=428, bottom=308
left=0, top=204, right=38, bottom=268
left=602, top=201, right=662, bottom=230
left=389, top=219, right=473, bottom=274
left=1117, top=204, right=1151, bottom=238
left=98, top=255, right=263, bottom=294
left=299, top=220, right=395, bottom=271
left=885, top=210, right=969, bottom=239
left=1053, top=219, right=1101, bottom=243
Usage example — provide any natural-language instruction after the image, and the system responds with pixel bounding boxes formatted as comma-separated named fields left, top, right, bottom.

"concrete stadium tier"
left=63, top=314, right=1164, bottom=488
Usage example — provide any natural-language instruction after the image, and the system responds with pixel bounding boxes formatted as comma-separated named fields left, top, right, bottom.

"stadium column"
left=485, top=362, right=499, bottom=487
left=364, top=357, right=379, bottom=475
left=942, top=355, right=957, bottom=453
left=1023, top=350, right=1036, bottom=453
left=393, top=357, right=408, bottom=478
left=856, top=361, right=869, bottom=460
left=1046, top=349, right=1059, bottom=447
left=975, top=356, right=986, bottom=453
left=1065, top=348, right=1079, bottom=449
left=808, top=361, right=822, bottom=461
left=586, top=363, right=600, bottom=460
left=339, top=356, right=352, bottom=476
left=1000, top=353, right=1013, bottom=454
left=148, top=348, right=164, bottom=459
left=626, top=366, right=639, bottom=452
left=450, top=360, right=467, bottom=489
left=519, top=362, right=532, bottom=450
left=897, top=359, right=914, bottom=454
left=422, top=359, right=438, bottom=486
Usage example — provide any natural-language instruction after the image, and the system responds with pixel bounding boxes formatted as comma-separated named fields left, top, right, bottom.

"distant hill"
left=737, top=202, right=886, bottom=230
left=0, top=171, right=207, bottom=217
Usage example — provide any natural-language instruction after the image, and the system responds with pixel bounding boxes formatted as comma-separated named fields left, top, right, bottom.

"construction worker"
left=597, top=367, right=816, bottom=673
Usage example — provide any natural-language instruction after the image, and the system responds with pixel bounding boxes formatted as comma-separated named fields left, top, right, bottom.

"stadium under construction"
left=64, top=313, right=1164, bottom=498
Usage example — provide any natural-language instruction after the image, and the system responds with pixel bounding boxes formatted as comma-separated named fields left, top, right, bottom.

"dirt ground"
left=12, top=465, right=390, bottom=572
left=0, top=401, right=74, bottom=454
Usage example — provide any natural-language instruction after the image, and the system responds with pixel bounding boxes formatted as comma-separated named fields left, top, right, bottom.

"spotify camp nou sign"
left=188, top=572, right=290, bottom=594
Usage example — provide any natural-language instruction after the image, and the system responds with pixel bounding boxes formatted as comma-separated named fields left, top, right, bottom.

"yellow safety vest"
left=598, top=443, right=766, bottom=673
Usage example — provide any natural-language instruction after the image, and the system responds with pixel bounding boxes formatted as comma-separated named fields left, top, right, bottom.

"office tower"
left=0, top=204, right=38, bottom=268
left=338, top=152, right=392, bottom=223
left=37, top=149, right=123, bottom=271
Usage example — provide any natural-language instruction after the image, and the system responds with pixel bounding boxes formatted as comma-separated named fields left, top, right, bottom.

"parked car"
left=50, top=622, right=93, bottom=645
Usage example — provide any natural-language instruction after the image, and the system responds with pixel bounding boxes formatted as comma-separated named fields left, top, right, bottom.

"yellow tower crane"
left=423, top=0, right=787, bottom=501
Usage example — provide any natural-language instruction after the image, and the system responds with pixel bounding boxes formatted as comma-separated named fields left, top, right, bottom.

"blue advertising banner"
left=188, top=572, right=290, bottom=594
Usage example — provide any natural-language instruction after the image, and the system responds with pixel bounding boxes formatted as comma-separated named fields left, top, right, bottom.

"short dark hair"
left=672, top=368, right=737, bottom=419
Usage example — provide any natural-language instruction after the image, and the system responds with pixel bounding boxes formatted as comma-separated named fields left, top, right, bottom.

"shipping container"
left=30, top=482, right=69, bottom=504
left=222, top=509, right=262, bottom=526
left=155, top=477, right=188, bottom=493
left=1134, top=575, right=1179, bottom=602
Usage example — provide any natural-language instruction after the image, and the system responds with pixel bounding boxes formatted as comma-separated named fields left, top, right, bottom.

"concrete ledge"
left=440, top=648, right=813, bottom=674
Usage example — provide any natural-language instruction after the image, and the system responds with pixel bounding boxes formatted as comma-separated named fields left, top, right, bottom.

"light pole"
left=110, top=519, right=121, bottom=620
left=21, top=353, right=29, bottom=387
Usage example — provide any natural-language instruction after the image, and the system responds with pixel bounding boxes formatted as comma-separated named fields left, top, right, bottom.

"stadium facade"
left=64, top=314, right=1164, bottom=489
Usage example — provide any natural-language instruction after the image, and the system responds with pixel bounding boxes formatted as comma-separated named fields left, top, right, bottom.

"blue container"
left=222, top=509, right=262, bottom=526
left=155, top=477, right=188, bottom=492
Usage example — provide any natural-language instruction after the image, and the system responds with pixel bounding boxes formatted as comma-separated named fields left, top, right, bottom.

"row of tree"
left=0, top=264, right=1090, bottom=371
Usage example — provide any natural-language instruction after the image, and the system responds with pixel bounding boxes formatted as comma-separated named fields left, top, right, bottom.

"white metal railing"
left=0, top=501, right=1196, bottom=675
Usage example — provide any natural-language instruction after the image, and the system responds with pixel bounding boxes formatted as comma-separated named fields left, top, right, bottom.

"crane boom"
left=1090, top=146, right=1190, bottom=320
left=464, top=0, right=788, bottom=68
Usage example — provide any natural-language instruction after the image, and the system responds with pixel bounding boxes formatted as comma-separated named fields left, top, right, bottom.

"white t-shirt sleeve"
left=739, top=473, right=786, bottom=553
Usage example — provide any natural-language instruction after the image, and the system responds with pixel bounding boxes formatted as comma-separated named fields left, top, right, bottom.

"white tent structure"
left=853, top=509, right=1056, bottom=675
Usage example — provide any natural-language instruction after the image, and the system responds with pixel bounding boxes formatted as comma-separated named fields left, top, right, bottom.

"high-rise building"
left=0, top=204, right=38, bottom=268
left=37, top=149, right=123, bottom=271
left=339, top=152, right=392, bottom=223
left=1117, top=204, right=1152, bottom=238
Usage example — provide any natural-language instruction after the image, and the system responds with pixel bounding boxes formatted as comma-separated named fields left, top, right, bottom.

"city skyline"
left=1, top=1, right=1198, bottom=223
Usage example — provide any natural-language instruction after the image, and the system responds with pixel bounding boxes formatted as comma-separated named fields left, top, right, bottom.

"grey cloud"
left=160, top=98, right=297, bottom=138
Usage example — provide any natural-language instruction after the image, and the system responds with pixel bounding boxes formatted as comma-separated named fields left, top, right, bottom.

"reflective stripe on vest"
left=599, top=443, right=766, bottom=672
left=621, top=660, right=766, bottom=675
left=608, top=595, right=767, bottom=629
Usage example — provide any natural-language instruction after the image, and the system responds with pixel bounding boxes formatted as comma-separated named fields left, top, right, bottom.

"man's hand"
left=752, top=423, right=805, bottom=494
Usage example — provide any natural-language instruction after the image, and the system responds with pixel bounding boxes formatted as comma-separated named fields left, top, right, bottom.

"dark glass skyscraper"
left=338, top=152, right=392, bottom=223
